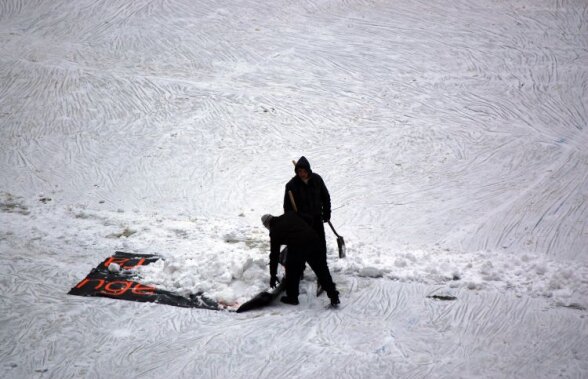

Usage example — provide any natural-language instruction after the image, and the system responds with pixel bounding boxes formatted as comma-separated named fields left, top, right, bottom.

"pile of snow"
left=5, top=192, right=584, bottom=310
left=332, top=243, right=588, bottom=309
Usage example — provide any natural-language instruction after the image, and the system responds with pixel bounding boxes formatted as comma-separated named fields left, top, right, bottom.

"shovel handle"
left=289, top=161, right=299, bottom=212
left=327, top=221, right=342, bottom=238
left=288, top=190, right=298, bottom=213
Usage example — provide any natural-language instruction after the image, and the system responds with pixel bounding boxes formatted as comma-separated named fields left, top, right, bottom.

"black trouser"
left=301, top=217, right=327, bottom=280
left=312, top=217, right=327, bottom=260
left=285, top=243, right=336, bottom=299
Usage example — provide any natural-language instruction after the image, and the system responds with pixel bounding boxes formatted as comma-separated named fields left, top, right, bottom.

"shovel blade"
left=337, top=236, right=346, bottom=258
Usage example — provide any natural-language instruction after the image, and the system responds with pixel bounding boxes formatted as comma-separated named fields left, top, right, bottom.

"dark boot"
left=328, top=291, right=340, bottom=307
left=280, top=296, right=299, bottom=305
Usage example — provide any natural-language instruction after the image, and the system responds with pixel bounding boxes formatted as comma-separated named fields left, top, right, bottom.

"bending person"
left=261, top=212, right=339, bottom=307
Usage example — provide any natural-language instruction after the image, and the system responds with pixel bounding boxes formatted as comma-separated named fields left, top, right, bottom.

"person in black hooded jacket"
left=283, top=156, right=331, bottom=260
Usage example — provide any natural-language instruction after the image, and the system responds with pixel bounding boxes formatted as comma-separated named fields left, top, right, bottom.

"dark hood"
left=294, top=156, right=312, bottom=174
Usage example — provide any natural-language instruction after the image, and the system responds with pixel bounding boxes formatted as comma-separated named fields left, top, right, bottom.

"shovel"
left=327, top=221, right=346, bottom=258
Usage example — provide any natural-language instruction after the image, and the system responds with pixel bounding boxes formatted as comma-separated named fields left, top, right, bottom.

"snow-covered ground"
left=1, top=0, right=587, bottom=377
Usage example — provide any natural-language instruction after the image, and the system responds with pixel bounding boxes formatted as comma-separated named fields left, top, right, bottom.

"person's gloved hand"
left=323, top=212, right=331, bottom=223
left=270, top=276, right=280, bottom=288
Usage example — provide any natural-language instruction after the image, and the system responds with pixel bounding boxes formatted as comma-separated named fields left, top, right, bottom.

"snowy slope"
left=1, top=0, right=587, bottom=378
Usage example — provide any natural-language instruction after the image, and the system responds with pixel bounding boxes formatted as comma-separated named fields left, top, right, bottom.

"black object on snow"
left=427, top=295, right=457, bottom=301
left=236, top=277, right=286, bottom=313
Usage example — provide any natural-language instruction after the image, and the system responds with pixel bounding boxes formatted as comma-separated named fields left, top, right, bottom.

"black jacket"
left=283, top=156, right=331, bottom=224
left=268, top=212, right=320, bottom=277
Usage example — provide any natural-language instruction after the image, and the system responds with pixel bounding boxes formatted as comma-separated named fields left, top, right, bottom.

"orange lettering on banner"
left=132, top=283, right=156, bottom=295
left=104, top=257, right=129, bottom=268
left=76, top=277, right=105, bottom=289
left=123, top=258, right=145, bottom=270
left=103, top=256, right=147, bottom=270
left=103, top=280, right=133, bottom=296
